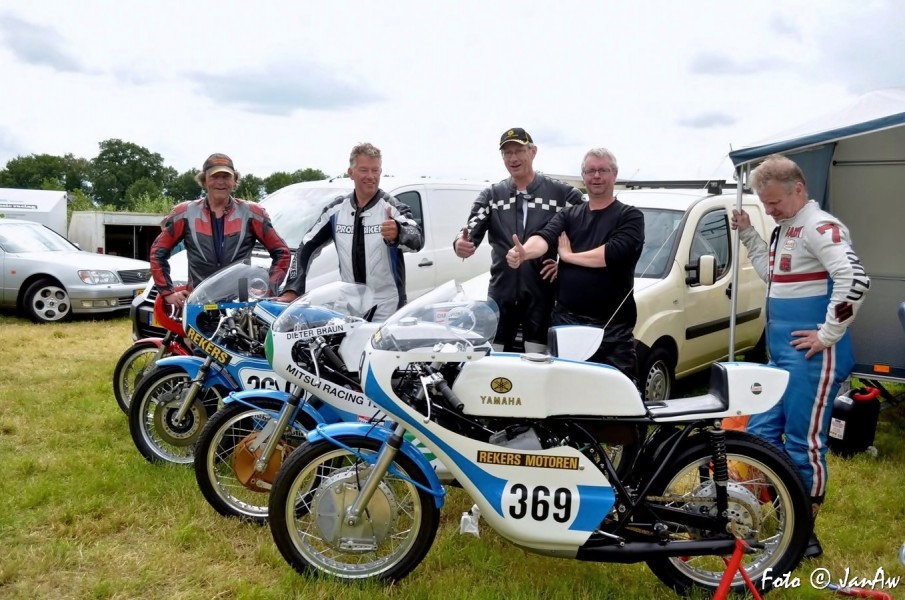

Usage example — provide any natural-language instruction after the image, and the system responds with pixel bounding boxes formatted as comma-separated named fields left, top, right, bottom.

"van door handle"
left=725, top=283, right=733, bottom=299
left=418, top=259, right=433, bottom=267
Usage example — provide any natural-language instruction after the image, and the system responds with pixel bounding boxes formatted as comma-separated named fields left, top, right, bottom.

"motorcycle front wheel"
left=128, top=365, right=225, bottom=465
left=194, top=399, right=317, bottom=523
left=113, top=341, right=163, bottom=414
left=645, top=431, right=811, bottom=596
left=269, top=436, right=440, bottom=582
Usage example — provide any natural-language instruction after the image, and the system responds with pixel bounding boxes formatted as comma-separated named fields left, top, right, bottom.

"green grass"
left=1, top=313, right=904, bottom=599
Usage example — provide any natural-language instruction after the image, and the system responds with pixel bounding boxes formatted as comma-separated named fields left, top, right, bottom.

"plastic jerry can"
left=827, top=386, right=881, bottom=458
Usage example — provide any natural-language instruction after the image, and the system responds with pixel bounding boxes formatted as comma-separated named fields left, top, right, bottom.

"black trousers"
left=551, top=304, right=637, bottom=383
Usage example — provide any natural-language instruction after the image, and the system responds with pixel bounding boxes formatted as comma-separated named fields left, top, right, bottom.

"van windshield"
left=260, top=184, right=353, bottom=249
left=635, top=208, right=683, bottom=278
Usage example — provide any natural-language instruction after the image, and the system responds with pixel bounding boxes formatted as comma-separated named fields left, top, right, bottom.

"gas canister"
left=827, top=386, right=881, bottom=458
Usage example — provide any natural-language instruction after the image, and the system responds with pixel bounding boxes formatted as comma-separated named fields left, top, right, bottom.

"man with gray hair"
left=277, top=142, right=423, bottom=320
left=731, top=153, right=870, bottom=558
left=506, top=148, right=644, bottom=379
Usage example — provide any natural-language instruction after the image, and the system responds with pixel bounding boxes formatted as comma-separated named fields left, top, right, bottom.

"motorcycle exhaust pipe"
left=576, top=539, right=739, bottom=564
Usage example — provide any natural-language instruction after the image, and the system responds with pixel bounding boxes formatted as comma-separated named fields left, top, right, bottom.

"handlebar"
left=432, top=375, right=464, bottom=413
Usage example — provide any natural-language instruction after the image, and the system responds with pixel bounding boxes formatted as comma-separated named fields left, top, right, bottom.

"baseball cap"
left=201, top=153, right=236, bottom=177
left=499, top=128, right=533, bottom=149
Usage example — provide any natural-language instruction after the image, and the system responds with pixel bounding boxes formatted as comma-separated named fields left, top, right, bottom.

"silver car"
left=0, top=218, right=152, bottom=323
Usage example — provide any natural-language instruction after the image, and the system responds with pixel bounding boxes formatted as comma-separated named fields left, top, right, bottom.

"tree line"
left=0, top=138, right=328, bottom=215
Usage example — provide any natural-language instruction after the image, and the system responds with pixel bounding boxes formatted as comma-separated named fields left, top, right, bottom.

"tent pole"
left=728, top=165, right=745, bottom=359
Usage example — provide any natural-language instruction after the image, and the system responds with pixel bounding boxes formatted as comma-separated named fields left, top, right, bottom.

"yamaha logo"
left=490, top=377, right=512, bottom=393
left=751, top=383, right=763, bottom=395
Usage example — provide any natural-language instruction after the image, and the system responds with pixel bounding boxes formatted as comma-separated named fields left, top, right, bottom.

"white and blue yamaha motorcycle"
left=266, top=281, right=811, bottom=596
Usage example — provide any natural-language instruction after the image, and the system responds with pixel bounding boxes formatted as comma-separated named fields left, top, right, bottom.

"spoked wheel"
left=113, top=341, right=163, bottom=414
left=194, top=399, right=317, bottom=523
left=269, top=436, right=440, bottom=582
left=645, top=431, right=811, bottom=596
left=128, top=365, right=224, bottom=464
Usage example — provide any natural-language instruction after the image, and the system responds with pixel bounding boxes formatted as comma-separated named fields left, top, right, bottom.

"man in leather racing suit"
left=732, top=154, right=870, bottom=558
left=151, top=153, right=291, bottom=307
left=276, top=142, right=423, bottom=321
left=453, top=128, right=582, bottom=352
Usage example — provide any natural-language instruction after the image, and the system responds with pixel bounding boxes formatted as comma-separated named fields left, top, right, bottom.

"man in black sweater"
left=506, top=148, right=644, bottom=379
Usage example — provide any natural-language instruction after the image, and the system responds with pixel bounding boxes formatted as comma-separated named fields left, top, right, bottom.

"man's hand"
left=454, top=227, right=476, bottom=259
left=731, top=209, right=752, bottom=232
left=540, top=258, right=558, bottom=281
left=791, top=329, right=827, bottom=359
left=557, top=232, right=574, bottom=262
left=380, top=206, right=399, bottom=241
left=506, top=234, right=526, bottom=269
left=164, top=289, right=189, bottom=307
left=274, top=291, right=299, bottom=303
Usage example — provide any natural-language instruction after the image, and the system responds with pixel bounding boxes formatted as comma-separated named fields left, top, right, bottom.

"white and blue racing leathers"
left=740, top=200, right=870, bottom=500
left=284, top=189, right=423, bottom=321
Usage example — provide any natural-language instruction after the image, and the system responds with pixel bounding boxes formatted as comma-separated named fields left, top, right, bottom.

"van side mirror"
left=684, top=255, right=716, bottom=286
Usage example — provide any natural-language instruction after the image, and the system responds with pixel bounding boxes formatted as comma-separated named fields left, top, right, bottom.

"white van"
left=130, top=177, right=491, bottom=338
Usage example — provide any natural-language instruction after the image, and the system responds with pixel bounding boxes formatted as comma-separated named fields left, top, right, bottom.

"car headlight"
left=78, top=270, right=120, bottom=284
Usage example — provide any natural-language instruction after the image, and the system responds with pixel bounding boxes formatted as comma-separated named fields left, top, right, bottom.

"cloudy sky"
left=0, top=0, right=902, bottom=185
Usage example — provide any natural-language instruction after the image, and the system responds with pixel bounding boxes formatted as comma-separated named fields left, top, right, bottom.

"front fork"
left=174, top=355, right=214, bottom=423
left=344, top=422, right=406, bottom=526
left=253, top=388, right=306, bottom=474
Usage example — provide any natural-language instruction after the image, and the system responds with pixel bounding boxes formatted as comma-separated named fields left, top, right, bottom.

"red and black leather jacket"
left=150, top=196, right=290, bottom=297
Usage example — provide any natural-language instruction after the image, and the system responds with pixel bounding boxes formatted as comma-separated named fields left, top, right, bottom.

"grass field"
left=1, top=313, right=904, bottom=600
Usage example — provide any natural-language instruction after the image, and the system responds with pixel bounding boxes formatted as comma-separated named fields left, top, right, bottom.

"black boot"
left=804, top=533, right=823, bottom=559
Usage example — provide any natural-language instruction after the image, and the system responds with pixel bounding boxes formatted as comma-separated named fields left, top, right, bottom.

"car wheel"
left=640, top=347, right=674, bottom=403
left=23, top=278, right=72, bottom=323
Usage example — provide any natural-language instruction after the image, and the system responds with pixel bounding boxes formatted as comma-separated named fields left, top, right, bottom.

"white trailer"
left=0, top=188, right=67, bottom=236
left=67, top=210, right=166, bottom=260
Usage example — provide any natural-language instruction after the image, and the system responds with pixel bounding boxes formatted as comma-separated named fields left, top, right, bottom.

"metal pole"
left=728, top=165, right=745, bottom=359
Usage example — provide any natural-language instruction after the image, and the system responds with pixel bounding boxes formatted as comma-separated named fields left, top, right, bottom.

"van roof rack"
left=617, top=180, right=745, bottom=195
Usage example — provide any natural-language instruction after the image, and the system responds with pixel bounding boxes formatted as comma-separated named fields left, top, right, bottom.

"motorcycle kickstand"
left=173, top=356, right=214, bottom=423
left=344, top=423, right=406, bottom=527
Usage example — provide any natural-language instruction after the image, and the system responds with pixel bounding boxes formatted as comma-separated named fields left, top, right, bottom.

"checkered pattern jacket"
left=456, top=174, right=582, bottom=301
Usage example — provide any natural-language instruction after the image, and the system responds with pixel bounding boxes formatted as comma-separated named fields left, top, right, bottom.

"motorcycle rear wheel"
left=194, top=399, right=317, bottom=523
left=113, top=341, right=162, bottom=414
left=645, top=431, right=810, bottom=596
left=269, top=436, right=440, bottom=582
left=128, top=365, right=225, bottom=465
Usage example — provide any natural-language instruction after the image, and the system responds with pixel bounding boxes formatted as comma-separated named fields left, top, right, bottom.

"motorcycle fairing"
left=305, top=422, right=446, bottom=509
left=363, top=363, right=615, bottom=551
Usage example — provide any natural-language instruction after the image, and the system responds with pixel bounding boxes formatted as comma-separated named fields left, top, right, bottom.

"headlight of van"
left=78, top=270, right=120, bottom=284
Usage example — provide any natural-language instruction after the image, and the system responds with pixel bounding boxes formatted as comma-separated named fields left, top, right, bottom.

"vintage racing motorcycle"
left=266, top=281, right=812, bottom=597
left=128, top=262, right=290, bottom=464
left=193, top=281, right=392, bottom=523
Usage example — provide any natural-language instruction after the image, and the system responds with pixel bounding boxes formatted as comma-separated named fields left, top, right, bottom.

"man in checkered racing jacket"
left=453, top=128, right=582, bottom=353
left=731, top=153, right=870, bottom=559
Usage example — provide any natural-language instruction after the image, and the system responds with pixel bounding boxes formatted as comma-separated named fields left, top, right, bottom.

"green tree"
left=291, top=168, right=327, bottom=183
left=167, top=169, right=202, bottom=202
left=235, top=173, right=264, bottom=202
left=264, top=171, right=293, bottom=194
left=66, top=189, right=96, bottom=224
left=0, top=153, right=89, bottom=191
left=125, top=177, right=164, bottom=210
left=90, top=139, right=170, bottom=209
left=127, top=192, right=176, bottom=215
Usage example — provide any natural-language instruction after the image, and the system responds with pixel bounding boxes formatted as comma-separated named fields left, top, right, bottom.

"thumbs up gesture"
left=506, top=233, right=527, bottom=269
left=380, top=205, right=399, bottom=241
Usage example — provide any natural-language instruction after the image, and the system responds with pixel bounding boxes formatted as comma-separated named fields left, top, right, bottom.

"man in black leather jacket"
left=454, top=128, right=582, bottom=352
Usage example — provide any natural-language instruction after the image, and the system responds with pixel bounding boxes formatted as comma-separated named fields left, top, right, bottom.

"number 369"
left=507, top=483, right=572, bottom=522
